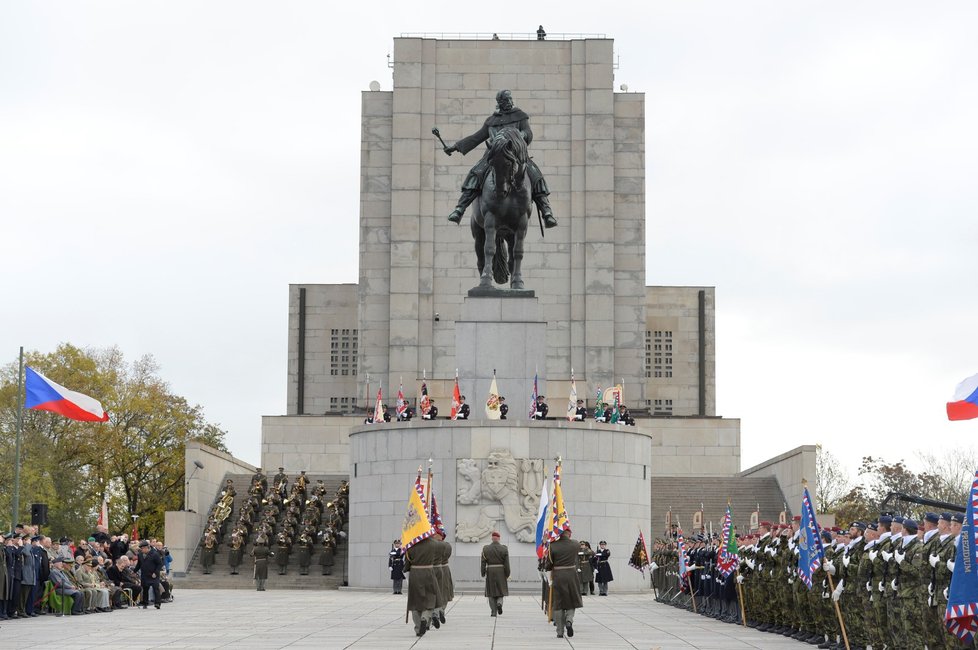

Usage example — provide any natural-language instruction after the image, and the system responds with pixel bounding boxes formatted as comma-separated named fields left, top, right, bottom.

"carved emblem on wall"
left=455, top=449, right=544, bottom=543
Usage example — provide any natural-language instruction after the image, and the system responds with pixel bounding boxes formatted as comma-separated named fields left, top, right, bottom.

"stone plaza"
left=11, top=589, right=808, bottom=649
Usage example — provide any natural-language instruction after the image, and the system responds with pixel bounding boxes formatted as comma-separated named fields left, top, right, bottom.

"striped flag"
left=529, top=372, right=539, bottom=418
left=593, top=385, right=602, bottom=421
left=534, top=476, right=551, bottom=559
left=97, top=499, right=109, bottom=528
left=717, top=505, right=739, bottom=577
left=676, top=522, right=689, bottom=581
left=450, top=370, right=461, bottom=420
left=548, top=460, right=571, bottom=542
left=395, top=380, right=407, bottom=419
left=373, top=387, right=384, bottom=423
left=566, top=369, right=578, bottom=421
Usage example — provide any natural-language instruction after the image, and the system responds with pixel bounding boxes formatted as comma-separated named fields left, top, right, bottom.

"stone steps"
left=650, top=476, right=789, bottom=537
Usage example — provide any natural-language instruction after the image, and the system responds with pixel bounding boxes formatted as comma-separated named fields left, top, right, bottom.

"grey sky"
left=2, top=2, right=976, bottom=476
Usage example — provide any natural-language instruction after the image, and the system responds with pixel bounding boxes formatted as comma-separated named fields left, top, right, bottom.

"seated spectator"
left=107, top=556, right=139, bottom=606
left=48, top=556, right=83, bottom=616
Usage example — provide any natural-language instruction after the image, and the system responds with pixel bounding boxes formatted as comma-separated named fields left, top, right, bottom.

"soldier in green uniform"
left=577, top=541, right=595, bottom=596
left=227, top=531, right=244, bottom=575
left=481, top=531, right=510, bottom=616
left=883, top=515, right=905, bottom=648
left=856, top=523, right=882, bottom=649
left=918, top=512, right=944, bottom=649
left=274, top=532, right=291, bottom=575
left=295, top=531, right=314, bottom=576
left=251, top=534, right=269, bottom=591
left=404, top=535, right=441, bottom=637
left=939, top=513, right=963, bottom=650
left=896, top=518, right=923, bottom=647
left=200, top=531, right=217, bottom=575
left=546, top=528, right=584, bottom=638
left=431, top=531, right=453, bottom=628
left=319, top=531, right=336, bottom=575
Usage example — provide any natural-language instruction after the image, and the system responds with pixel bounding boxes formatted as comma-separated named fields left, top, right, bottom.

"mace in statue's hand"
left=443, top=144, right=458, bottom=155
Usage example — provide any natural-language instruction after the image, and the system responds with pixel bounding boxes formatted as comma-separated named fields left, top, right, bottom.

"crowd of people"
left=651, top=511, right=965, bottom=649
left=1, top=523, right=173, bottom=623
left=198, top=468, right=349, bottom=588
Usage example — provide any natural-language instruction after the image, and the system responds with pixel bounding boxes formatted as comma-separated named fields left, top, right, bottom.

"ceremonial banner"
left=450, top=370, right=461, bottom=420
left=97, top=499, right=109, bottom=528
left=529, top=372, right=539, bottom=418
left=548, top=460, right=571, bottom=542
left=593, top=385, right=603, bottom=421
left=750, top=510, right=759, bottom=531
left=628, top=530, right=651, bottom=573
left=797, top=485, right=824, bottom=589
left=419, top=374, right=431, bottom=417
left=946, top=468, right=978, bottom=641
left=692, top=509, right=703, bottom=532
left=778, top=510, right=787, bottom=525
left=717, top=505, right=739, bottom=578
left=947, top=374, right=978, bottom=421
left=665, top=509, right=672, bottom=534
left=395, top=380, right=407, bottom=419
left=401, top=483, right=434, bottom=549
left=373, top=387, right=383, bottom=423
left=676, top=522, right=689, bottom=580
left=485, top=374, right=502, bottom=420
left=566, top=369, right=578, bottom=421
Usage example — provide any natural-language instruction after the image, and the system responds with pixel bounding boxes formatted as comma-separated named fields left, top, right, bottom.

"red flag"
left=131, top=519, right=139, bottom=542
left=450, top=371, right=461, bottom=420
left=97, top=499, right=108, bottom=528
left=396, top=381, right=407, bottom=419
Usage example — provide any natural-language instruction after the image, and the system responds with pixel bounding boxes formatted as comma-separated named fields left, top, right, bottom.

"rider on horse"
left=444, top=90, right=558, bottom=229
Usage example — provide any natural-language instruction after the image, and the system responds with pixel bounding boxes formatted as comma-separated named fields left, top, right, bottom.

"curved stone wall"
left=348, top=420, right=653, bottom=592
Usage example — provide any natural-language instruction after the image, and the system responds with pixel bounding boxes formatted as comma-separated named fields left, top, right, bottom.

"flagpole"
left=12, top=346, right=25, bottom=530
left=804, top=477, right=849, bottom=650
left=426, top=459, right=433, bottom=521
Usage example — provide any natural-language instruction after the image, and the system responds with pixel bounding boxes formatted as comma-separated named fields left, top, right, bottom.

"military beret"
left=792, top=515, right=801, bottom=522
left=759, top=521, right=772, bottom=528
left=940, top=512, right=953, bottom=522
left=892, top=516, right=905, bottom=525
left=491, top=531, right=500, bottom=538
left=821, top=530, right=834, bottom=543
left=868, top=523, right=878, bottom=531
left=851, top=522, right=867, bottom=531
left=878, top=515, right=893, bottom=524
left=952, top=513, right=965, bottom=524
left=924, top=512, right=940, bottom=524
left=903, top=519, right=918, bottom=532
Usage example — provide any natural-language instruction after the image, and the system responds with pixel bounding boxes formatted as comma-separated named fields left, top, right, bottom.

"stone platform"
left=12, top=589, right=808, bottom=649
left=348, top=420, right=653, bottom=591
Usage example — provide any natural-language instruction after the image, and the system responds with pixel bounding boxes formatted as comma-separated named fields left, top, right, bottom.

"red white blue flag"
left=534, top=476, right=551, bottom=559
left=529, top=372, right=539, bottom=418
left=717, top=505, right=739, bottom=578
left=947, top=374, right=978, bottom=421
left=676, top=522, right=690, bottom=581
left=946, top=469, right=978, bottom=641
left=396, top=380, right=407, bottom=419
left=25, top=367, right=109, bottom=422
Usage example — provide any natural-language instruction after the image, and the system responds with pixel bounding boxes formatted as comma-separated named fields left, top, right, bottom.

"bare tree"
left=915, top=448, right=976, bottom=507
left=815, top=444, right=853, bottom=513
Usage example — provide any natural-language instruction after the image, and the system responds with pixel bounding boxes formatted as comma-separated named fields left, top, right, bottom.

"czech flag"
left=24, top=367, right=109, bottom=422
left=534, top=476, right=551, bottom=559
left=947, top=374, right=978, bottom=421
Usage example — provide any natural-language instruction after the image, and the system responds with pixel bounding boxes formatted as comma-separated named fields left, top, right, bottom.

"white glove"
left=832, top=580, right=844, bottom=602
left=866, top=581, right=872, bottom=593
left=928, top=595, right=933, bottom=607
left=736, top=574, right=744, bottom=584
left=746, top=559, right=755, bottom=570
left=928, top=582, right=934, bottom=596
left=868, top=550, right=878, bottom=562
left=895, top=550, right=905, bottom=565
left=948, top=559, right=956, bottom=572
left=945, top=587, right=949, bottom=599
left=842, top=554, right=850, bottom=568
left=793, top=547, right=800, bottom=556
left=757, top=563, right=764, bottom=572
left=788, top=577, right=794, bottom=584
left=891, top=579, right=898, bottom=592
left=650, top=562, right=659, bottom=570
left=878, top=581, right=884, bottom=593
left=930, top=554, right=939, bottom=568
left=882, top=551, right=892, bottom=562
left=534, top=411, right=543, bottom=417
left=823, top=560, right=836, bottom=575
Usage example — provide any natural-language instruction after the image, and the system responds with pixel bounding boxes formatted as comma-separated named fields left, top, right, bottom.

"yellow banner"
left=401, top=484, right=434, bottom=548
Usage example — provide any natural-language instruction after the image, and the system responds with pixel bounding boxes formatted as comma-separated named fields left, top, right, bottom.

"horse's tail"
left=492, top=232, right=509, bottom=284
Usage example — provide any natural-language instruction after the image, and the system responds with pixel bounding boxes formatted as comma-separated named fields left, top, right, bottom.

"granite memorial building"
left=255, top=33, right=815, bottom=591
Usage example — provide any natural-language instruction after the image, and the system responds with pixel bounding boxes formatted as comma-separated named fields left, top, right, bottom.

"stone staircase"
left=650, top=476, right=789, bottom=538
left=175, top=473, right=349, bottom=590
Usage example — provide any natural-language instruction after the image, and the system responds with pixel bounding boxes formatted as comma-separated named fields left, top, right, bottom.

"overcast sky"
left=2, top=2, right=976, bottom=477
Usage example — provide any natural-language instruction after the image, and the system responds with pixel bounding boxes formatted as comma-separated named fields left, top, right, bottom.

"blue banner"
left=797, top=485, right=824, bottom=589
left=946, top=470, right=978, bottom=642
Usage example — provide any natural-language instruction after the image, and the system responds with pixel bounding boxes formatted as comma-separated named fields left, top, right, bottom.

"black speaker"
left=30, top=503, right=48, bottom=526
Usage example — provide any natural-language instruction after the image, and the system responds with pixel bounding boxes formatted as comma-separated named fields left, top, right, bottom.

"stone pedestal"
left=347, top=420, right=653, bottom=592
left=455, top=296, right=547, bottom=420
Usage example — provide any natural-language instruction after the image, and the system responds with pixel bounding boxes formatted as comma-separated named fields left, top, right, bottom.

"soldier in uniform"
left=574, top=399, right=587, bottom=421
left=251, top=534, right=269, bottom=591
left=457, top=396, right=471, bottom=420
left=432, top=530, right=453, bottom=628
left=251, top=467, right=268, bottom=495
left=274, top=532, right=291, bottom=575
left=404, top=536, right=441, bottom=637
left=227, top=531, right=244, bottom=575
left=389, top=539, right=405, bottom=594
left=577, top=540, right=595, bottom=595
left=295, top=531, right=314, bottom=575
left=546, top=528, right=584, bottom=638
left=200, top=531, right=217, bottom=575
left=481, top=531, right=510, bottom=616
left=444, top=89, right=558, bottom=228
left=896, top=518, right=923, bottom=647
left=919, top=512, right=944, bottom=649
left=319, top=532, right=336, bottom=576
left=273, top=467, right=288, bottom=499
left=593, top=540, right=614, bottom=595
left=838, top=521, right=867, bottom=648
left=422, top=400, right=438, bottom=420
left=532, top=396, right=549, bottom=420
left=498, top=396, right=508, bottom=419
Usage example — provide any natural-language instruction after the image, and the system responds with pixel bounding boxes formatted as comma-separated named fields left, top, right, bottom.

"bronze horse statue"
left=470, top=127, right=532, bottom=289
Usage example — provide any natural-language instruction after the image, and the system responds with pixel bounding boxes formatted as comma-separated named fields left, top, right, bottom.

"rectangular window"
left=652, top=330, right=673, bottom=382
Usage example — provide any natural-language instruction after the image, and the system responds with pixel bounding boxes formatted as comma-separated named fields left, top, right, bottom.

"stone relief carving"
left=455, top=449, right=543, bottom=543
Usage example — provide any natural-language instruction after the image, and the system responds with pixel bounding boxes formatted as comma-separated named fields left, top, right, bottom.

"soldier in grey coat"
left=404, top=536, right=441, bottom=637
left=481, top=531, right=510, bottom=616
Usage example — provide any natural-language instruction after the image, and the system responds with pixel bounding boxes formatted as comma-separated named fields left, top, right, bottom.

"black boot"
left=448, top=191, right=476, bottom=224
left=534, top=194, right=558, bottom=228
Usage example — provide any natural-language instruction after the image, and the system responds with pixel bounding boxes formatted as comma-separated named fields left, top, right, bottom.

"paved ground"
left=2, top=590, right=808, bottom=650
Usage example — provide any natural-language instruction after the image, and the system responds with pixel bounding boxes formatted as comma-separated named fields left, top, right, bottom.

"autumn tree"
left=0, top=344, right=226, bottom=539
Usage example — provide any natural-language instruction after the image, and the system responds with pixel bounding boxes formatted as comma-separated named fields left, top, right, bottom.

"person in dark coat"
left=134, top=540, right=163, bottom=609
left=481, top=531, right=510, bottom=616
left=388, top=540, right=405, bottom=594
left=252, top=534, right=270, bottom=591
left=404, top=536, right=441, bottom=637
left=18, top=537, right=37, bottom=617
left=593, top=540, right=614, bottom=595
left=432, top=531, right=453, bottom=628
left=546, top=528, right=584, bottom=638
left=457, top=396, right=471, bottom=420
left=577, top=540, right=595, bottom=595
left=498, top=397, right=508, bottom=419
